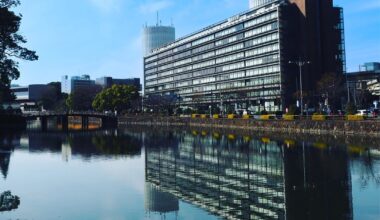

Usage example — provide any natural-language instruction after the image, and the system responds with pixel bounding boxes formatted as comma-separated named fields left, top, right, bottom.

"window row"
left=245, top=75, right=281, bottom=87
left=245, top=43, right=279, bottom=57
left=246, top=65, right=280, bottom=76
left=245, top=22, right=278, bottom=38
left=146, top=33, right=280, bottom=74
left=244, top=11, right=277, bottom=28
left=193, top=76, right=216, bottom=85
left=173, top=43, right=191, bottom=53
left=247, top=89, right=281, bottom=97
left=245, top=32, right=279, bottom=47
left=216, top=33, right=244, bottom=46
left=146, top=32, right=279, bottom=72
left=173, top=58, right=192, bottom=67
left=193, top=68, right=215, bottom=77
left=215, top=52, right=245, bottom=64
left=192, top=35, right=215, bottom=46
left=176, top=80, right=192, bottom=87
left=193, top=60, right=215, bottom=70
left=215, top=24, right=244, bottom=38
left=192, top=51, right=215, bottom=62
left=173, top=65, right=192, bottom=74
left=245, top=54, right=279, bottom=67
left=217, top=71, right=245, bottom=81
left=215, top=43, right=244, bottom=56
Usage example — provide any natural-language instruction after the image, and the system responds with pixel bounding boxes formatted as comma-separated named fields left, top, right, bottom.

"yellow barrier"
left=260, top=115, right=270, bottom=120
left=213, top=114, right=219, bottom=119
left=347, top=115, right=364, bottom=121
left=243, top=115, right=250, bottom=119
left=191, top=114, right=199, bottom=118
left=312, top=115, right=326, bottom=121
left=228, top=114, right=236, bottom=119
left=283, top=115, right=295, bottom=121
left=228, top=134, right=236, bottom=140
left=200, top=114, right=207, bottom=119
left=261, top=137, right=271, bottom=143
left=313, top=142, right=328, bottom=150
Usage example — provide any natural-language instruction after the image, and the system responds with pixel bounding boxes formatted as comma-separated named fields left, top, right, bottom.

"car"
left=356, top=110, right=370, bottom=116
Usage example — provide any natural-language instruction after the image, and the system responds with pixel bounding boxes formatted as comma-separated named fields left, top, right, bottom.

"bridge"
left=23, top=111, right=118, bottom=131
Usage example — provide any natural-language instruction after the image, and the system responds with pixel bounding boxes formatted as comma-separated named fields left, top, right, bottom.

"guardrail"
left=137, top=114, right=380, bottom=121
left=23, top=111, right=115, bottom=117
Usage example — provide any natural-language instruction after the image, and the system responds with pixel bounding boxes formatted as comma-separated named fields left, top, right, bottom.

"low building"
left=95, top=77, right=141, bottom=91
left=347, top=63, right=380, bottom=106
left=61, top=75, right=97, bottom=94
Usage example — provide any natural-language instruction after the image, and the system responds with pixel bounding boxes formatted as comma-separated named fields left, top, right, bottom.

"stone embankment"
left=119, top=116, right=380, bottom=137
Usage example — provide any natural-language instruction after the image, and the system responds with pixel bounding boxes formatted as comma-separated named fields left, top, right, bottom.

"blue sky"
left=13, top=0, right=380, bottom=85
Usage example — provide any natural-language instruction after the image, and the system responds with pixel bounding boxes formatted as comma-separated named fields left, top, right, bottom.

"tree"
left=144, top=94, right=177, bottom=115
left=92, top=85, right=139, bottom=112
left=66, top=85, right=102, bottom=111
left=0, top=0, right=38, bottom=103
left=316, top=72, right=344, bottom=111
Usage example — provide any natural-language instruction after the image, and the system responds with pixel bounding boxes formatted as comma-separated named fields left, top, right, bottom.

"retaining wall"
left=119, top=116, right=380, bottom=137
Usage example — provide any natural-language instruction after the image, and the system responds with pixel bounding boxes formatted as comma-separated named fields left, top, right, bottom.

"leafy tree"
left=316, top=72, right=344, bottom=111
left=66, top=85, right=102, bottom=111
left=92, top=85, right=139, bottom=112
left=0, top=0, right=38, bottom=103
left=144, top=94, right=177, bottom=115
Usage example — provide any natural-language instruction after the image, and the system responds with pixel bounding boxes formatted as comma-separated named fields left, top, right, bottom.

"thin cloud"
left=88, top=0, right=122, bottom=12
left=139, top=0, right=173, bottom=14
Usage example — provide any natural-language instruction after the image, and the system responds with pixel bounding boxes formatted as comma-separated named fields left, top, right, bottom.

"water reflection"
left=144, top=129, right=380, bottom=220
left=0, top=130, right=143, bottom=166
left=0, top=128, right=379, bottom=219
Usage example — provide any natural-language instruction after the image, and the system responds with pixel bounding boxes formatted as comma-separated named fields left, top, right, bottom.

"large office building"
left=143, top=0, right=345, bottom=112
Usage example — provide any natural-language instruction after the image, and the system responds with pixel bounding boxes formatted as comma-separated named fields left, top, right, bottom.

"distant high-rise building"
left=249, top=0, right=279, bottom=9
left=143, top=23, right=175, bottom=56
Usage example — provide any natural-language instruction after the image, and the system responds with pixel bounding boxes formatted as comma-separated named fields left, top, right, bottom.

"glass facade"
left=144, top=5, right=283, bottom=112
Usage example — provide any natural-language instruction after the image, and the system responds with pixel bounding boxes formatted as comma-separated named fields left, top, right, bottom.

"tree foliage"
left=0, top=0, right=38, bottom=103
left=92, top=85, right=139, bottom=112
left=66, top=86, right=102, bottom=111
left=316, top=72, right=344, bottom=110
left=144, top=94, right=177, bottom=115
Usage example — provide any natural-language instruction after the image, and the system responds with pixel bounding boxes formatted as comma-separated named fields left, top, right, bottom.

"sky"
left=12, top=0, right=380, bottom=86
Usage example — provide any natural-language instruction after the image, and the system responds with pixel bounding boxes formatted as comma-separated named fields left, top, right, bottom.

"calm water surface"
left=0, top=127, right=379, bottom=220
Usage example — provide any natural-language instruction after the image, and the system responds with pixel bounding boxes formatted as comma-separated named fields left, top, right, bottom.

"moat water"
left=0, top=126, right=379, bottom=220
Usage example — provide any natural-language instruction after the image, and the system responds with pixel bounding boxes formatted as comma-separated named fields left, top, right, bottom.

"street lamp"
left=289, top=59, right=311, bottom=116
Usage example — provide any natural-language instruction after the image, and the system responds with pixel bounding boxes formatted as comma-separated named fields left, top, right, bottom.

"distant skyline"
left=14, top=0, right=380, bottom=85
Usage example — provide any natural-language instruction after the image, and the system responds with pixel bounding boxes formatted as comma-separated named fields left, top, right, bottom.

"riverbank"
left=119, top=116, right=380, bottom=137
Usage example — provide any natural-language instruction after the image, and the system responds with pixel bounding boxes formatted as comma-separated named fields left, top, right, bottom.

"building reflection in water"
left=145, top=131, right=354, bottom=220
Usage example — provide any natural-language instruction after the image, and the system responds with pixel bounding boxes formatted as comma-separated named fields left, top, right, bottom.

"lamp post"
left=289, top=59, right=311, bottom=116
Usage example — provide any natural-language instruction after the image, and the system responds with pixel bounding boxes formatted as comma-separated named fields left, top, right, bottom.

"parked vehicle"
left=356, top=110, right=370, bottom=116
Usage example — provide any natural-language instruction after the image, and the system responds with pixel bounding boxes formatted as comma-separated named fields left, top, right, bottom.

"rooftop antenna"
left=156, top=11, right=159, bottom=26
left=171, top=17, right=173, bottom=27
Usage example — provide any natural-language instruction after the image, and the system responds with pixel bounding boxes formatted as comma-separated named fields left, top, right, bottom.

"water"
left=0, top=127, right=379, bottom=220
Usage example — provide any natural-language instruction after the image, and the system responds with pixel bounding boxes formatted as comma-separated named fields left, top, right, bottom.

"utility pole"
left=289, top=59, right=311, bottom=116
